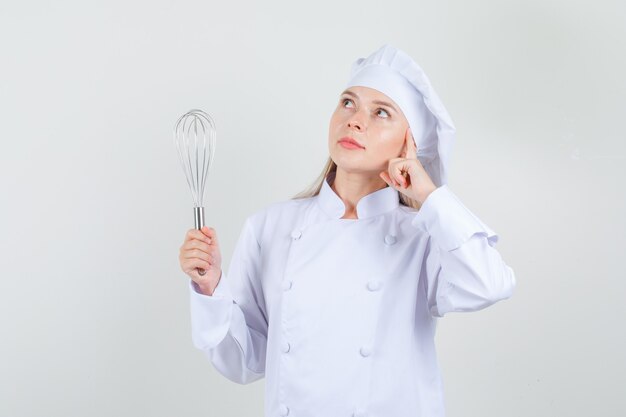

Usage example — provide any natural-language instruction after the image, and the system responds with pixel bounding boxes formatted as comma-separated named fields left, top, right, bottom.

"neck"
left=330, top=168, right=388, bottom=219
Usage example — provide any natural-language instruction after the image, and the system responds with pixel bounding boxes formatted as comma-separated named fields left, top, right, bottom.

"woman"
left=178, top=44, right=516, bottom=417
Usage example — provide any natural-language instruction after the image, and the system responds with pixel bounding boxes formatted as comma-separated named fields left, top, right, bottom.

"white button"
left=353, top=409, right=367, bottom=417
left=291, top=230, right=302, bottom=240
left=282, top=280, right=293, bottom=290
left=359, top=346, right=371, bottom=357
left=384, top=234, right=397, bottom=245
left=279, top=404, right=290, bottom=416
left=367, top=280, right=381, bottom=291
left=282, top=342, right=291, bottom=353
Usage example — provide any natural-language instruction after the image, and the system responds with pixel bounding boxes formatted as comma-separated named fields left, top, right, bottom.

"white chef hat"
left=345, top=44, right=456, bottom=187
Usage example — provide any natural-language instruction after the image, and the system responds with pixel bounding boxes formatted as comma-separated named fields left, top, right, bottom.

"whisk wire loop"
left=174, top=109, right=216, bottom=208
left=173, top=109, right=217, bottom=277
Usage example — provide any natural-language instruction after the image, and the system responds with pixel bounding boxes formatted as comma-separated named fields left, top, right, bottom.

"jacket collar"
left=317, top=170, right=400, bottom=219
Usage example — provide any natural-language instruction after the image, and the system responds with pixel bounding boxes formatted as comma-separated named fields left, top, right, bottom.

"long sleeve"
left=188, top=216, right=268, bottom=384
left=411, top=185, right=517, bottom=318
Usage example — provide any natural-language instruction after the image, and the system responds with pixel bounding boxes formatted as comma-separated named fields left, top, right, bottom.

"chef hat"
left=345, top=44, right=456, bottom=187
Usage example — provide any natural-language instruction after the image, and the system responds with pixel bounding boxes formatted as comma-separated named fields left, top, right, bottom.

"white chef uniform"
left=188, top=170, right=516, bottom=417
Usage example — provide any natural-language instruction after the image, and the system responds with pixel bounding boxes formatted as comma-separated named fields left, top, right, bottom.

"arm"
left=412, top=185, right=517, bottom=318
left=189, top=216, right=268, bottom=384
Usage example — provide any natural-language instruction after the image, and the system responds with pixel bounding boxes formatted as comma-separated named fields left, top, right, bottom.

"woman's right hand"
left=179, top=226, right=223, bottom=296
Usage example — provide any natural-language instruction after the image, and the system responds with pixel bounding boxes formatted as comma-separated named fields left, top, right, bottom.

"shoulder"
left=244, top=195, right=316, bottom=239
left=249, top=196, right=313, bottom=222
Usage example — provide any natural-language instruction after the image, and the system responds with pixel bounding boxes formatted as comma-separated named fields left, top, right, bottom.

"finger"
left=182, top=249, right=209, bottom=262
left=183, top=245, right=217, bottom=260
left=186, top=229, right=212, bottom=244
left=400, top=133, right=408, bottom=159
left=380, top=170, right=400, bottom=189
left=201, top=226, right=219, bottom=245
left=185, top=258, right=212, bottom=275
left=406, top=127, right=417, bottom=158
left=389, top=160, right=411, bottom=188
left=182, top=240, right=212, bottom=255
left=379, top=171, right=391, bottom=187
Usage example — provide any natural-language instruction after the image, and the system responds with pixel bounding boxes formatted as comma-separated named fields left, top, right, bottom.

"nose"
left=348, top=114, right=365, bottom=132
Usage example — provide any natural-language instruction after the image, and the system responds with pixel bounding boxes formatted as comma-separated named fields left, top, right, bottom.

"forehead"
left=341, top=86, right=390, bottom=100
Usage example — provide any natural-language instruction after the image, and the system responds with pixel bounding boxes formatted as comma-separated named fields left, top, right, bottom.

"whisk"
left=174, top=109, right=216, bottom=276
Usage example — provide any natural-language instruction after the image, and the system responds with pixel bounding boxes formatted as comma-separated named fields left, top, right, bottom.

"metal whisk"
left=174, top=109, right=216, bottom=276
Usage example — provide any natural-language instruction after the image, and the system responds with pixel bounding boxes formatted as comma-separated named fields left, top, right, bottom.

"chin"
left=335, top=159, right=377, bottom=175
left=331, top=152, right=358, bottom=167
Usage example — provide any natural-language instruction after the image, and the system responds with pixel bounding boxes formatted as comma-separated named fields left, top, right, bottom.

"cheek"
left=328, top=114, right=339, bottom=135
left=371, top=128, right=403, bottom=155
left=329, top=111, right=344, bottom=128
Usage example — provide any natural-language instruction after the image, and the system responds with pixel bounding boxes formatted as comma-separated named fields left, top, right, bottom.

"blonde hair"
left=291, top=156, right=423, bottom=210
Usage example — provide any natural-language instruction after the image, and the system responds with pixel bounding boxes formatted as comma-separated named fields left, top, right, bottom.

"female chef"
left=178, top=44, right=516, bottom=417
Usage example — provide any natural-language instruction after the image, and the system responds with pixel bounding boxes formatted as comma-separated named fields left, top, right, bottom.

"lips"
left=338, top=136, right=364, bottom=149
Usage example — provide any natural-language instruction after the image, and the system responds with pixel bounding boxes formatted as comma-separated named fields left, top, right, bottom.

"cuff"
left=410, top=185, right=499, bottom=251
left=189, top=271, right=234, bottom=350
left=190, top=269, right=228, bottom=297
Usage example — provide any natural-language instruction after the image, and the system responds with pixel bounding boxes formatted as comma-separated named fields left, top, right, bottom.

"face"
left=328, top=85, right=409, bottom=174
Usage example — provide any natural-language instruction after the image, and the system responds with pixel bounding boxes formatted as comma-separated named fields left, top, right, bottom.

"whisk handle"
left=194, top=206, right=207, bottom=276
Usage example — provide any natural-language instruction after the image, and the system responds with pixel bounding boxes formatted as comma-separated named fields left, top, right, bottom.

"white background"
left=1, top=0, right=624, bottom=416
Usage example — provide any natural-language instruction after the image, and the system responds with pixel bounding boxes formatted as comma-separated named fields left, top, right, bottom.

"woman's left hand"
left=379, top=127, right=438, bottom=206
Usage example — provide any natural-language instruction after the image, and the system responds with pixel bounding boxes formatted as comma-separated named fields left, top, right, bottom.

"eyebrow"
left=340, top=89, right=399, bottom=113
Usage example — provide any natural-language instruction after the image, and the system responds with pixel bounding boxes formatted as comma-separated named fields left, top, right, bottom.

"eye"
left=376, top=108, right=390, bottom=118
left=342, top=98, right=354, bottom=108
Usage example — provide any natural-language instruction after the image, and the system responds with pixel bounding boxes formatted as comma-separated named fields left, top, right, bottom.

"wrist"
left=197, top=269, right=222, bottom=296
left=197, top=281, right=215, bottom=296
left=415, top=185, right=437, bottom=206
